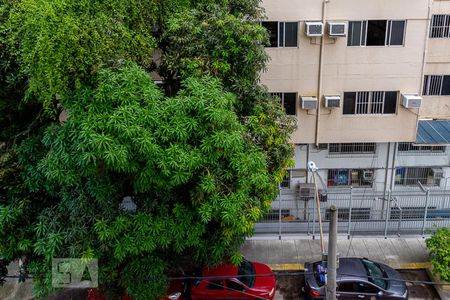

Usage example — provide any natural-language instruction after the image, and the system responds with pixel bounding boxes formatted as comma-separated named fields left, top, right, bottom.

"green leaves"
left=427, top=228, right=450, bottom=282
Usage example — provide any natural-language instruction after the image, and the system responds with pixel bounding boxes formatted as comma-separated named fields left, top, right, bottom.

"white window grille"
left=398, top=143, right=446, bottom=153
left=329, top=143, right=376, bottom=154
left=395, top=167, right=441, bottom=186
left=430, top=15, right=450, bottom=38
left=343, top=91, right=397, bottom=115
left=348, top=20, right=406, bottom=46
left=423, top=75, right=450, bottom=96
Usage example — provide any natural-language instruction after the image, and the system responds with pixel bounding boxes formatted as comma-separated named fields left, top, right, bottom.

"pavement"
left=241, top=236, right=450, bottom=300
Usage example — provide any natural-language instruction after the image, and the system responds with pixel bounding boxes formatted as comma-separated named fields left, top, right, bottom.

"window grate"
left=270, top=92, right=297, bottom=115
left=329, top=143, right=376, bottom=154
left=430, top=15, right=450, bottom=38
left=343, top=91, right=397, bottom=115
left=262, top=21, right=298, bottom=47
left=395, top=167, right=441, bottom=186
left=398, top=143, right=446, bottom=153
left=423, top=75, right=450, bottom=96
left=327, top=169, right=374, bottom=187
left=348, top=20, right=406, bottom=46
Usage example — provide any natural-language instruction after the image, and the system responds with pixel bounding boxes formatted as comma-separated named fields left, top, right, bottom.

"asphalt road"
left=274, top=270, right=440, bottom=300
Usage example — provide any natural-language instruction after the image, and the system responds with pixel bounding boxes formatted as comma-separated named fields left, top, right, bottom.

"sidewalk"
left=241, top=236, right=431, bottom=270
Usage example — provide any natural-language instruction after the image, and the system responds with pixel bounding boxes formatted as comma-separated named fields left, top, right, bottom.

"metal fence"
left=254, top=187, right=450, bottom=238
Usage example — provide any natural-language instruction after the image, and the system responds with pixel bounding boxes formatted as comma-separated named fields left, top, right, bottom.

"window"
left=338, top=282, right=358, bottom=293
left=361, top=259, right=387, bottom=290
left=262, top=21, right=298, bottom=47
left=423, top=75, right=450, bottom=96
left=395, top=167, right=441, bottom=186
left=348, top=20, right=406, bottom=46
left=237, top=260, right=255, bottom=288
left=327, top=169, right=374, bottom=187
left=329, top=143, right=376, bottom=154
left=430, top=15, right=450, bottom=38
left=271, top=92, right=297, bottom=115
left=226, top=280, right=246, bottom=292
left=398, top=142, right=446, bottom=153
left=343, top=91, right=397, bottom=115
left=207, top=280, right=224, bottom=290
left=325, top=208, right=371, bottom=221
left=280, top=171, right=290, bottom=188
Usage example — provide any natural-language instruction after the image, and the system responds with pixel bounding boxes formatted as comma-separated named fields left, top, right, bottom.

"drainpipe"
left=417, top=0, right=432, bottom=124
left=315, top=0, right=330, bottom=147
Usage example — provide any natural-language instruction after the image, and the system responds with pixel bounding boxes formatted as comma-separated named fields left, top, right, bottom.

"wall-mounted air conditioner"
left=328, top=22, right=347, bottom=37
left=431, top=168, right=444, bottom=179
left=401, top=94, right=422, bottom=109
left=301, top=96, right=318, bottom=110
left=363, top=170, right=375, bottom=182
left=299, top=183, right=315, bottom=199
left=324, top=95, right=341, bottom=108
left=305, top=22, right=324, bottom=37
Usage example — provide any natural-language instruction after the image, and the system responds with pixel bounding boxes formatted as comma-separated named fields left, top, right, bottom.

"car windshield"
left=237, top=259, right=255, bottom=288
left=361, top=259, right=387, bottom=289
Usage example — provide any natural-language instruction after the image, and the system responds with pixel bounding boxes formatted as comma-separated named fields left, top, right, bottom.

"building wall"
left=261, top=0, right=450, bottom=144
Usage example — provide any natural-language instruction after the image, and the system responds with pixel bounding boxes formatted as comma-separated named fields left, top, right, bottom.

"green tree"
left=426, top=227, right=450, bottom=282
left=0, top=0, right=295, bottom=298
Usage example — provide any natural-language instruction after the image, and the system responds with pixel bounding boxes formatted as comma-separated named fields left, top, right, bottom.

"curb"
left=268, top=262, right=431, bottom=271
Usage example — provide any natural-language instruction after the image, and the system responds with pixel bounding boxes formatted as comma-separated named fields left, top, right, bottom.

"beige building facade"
left=260, top=0, right=450, bottom=193
left=262, top=0, right=450, bottom=144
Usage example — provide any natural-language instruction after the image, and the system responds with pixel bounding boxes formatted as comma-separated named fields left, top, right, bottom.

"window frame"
left=261, top=21, right=299, bottom=48
left=430, top=14, right=450, bottom=38
left=343, top=91, right=398, bottom=115
left=423, top=75, right=450, bottom=96
left=347, top=20, right=406, bottom=47
left=270, top=92, right=297, bottom=115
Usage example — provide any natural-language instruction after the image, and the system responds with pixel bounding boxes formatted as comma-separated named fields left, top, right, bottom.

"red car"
left=190, top=259, right=276, bottom=300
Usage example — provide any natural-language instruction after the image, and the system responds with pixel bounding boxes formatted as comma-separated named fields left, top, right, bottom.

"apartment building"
left=261, top=0, right=450, bottom=195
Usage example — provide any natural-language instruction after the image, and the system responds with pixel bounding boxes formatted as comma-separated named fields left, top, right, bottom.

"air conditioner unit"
left=299, top=183, right=315, bottom=200
left=401, top=94, right=422, bottom=109
left=431, top=168, right=444, bottom=179
left=328, top=22, right=347, bottom=37
left=324, top=95, right=341, bottom=108
left=363, top=170, right=375, bottom=182
left=305, top=22, right=324, bottom=37
left=301, top=96, right=318, bottom=110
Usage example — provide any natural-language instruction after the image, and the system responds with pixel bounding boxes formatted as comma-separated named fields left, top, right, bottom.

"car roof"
left=336, top=258, right=368, bottom=282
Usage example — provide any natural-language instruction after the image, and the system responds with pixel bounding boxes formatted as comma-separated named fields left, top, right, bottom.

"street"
left=274, top=270, right=440, bottom=300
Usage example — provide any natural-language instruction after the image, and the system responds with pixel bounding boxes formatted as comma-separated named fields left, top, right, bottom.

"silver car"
left=304, top=257, right=408, bottom=299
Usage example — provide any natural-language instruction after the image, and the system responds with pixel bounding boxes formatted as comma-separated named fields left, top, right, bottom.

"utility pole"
left=326, top=205, right=338, bottom=300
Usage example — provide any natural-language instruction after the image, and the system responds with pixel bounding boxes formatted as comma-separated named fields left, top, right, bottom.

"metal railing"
left=254, top=188, right=450, bottom=239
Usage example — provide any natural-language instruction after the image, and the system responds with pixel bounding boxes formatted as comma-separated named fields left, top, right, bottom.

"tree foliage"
left=0, top=0, right=295, bottom=299
left=426, top=227, right=450, bottom=282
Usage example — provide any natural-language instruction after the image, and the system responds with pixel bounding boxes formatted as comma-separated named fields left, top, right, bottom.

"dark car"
left=304, top=257, right=408, bottom=299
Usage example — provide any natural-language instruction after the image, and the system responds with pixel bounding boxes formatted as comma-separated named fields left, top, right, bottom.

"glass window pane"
left=348, top=21, right=362, bottom=46
left=207, top=280, right=224, bottom=290
left=383, top=91, right=397, bottom=114
left=261, top=21, right=278, bottom=47
left=366, top=20, right=387, bottom=46
left=390, top=21, right=405, bottom=45
left=284, top=22, right=298, bottom=47
left=442, top=76, right=450, bottom=95
left=343, top=92, right=356, bottom=114
left=283, top=92, right=297, bottom=115
left=279, top=22, right=284, bottom=47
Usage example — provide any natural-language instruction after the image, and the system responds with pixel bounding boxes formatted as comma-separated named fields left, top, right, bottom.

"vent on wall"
left=401, top=94, right=422, bottom=108
left=301, top=96, right=318, bottom=110
left=324, top=95, right=341, bottom=108
left=328, top=22, right=347, bottom=37
left=305, top=22, right=324, bottom=37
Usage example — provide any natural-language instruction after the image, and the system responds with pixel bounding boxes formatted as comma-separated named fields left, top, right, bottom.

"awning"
left=416, top=120, right=450, bottom=145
